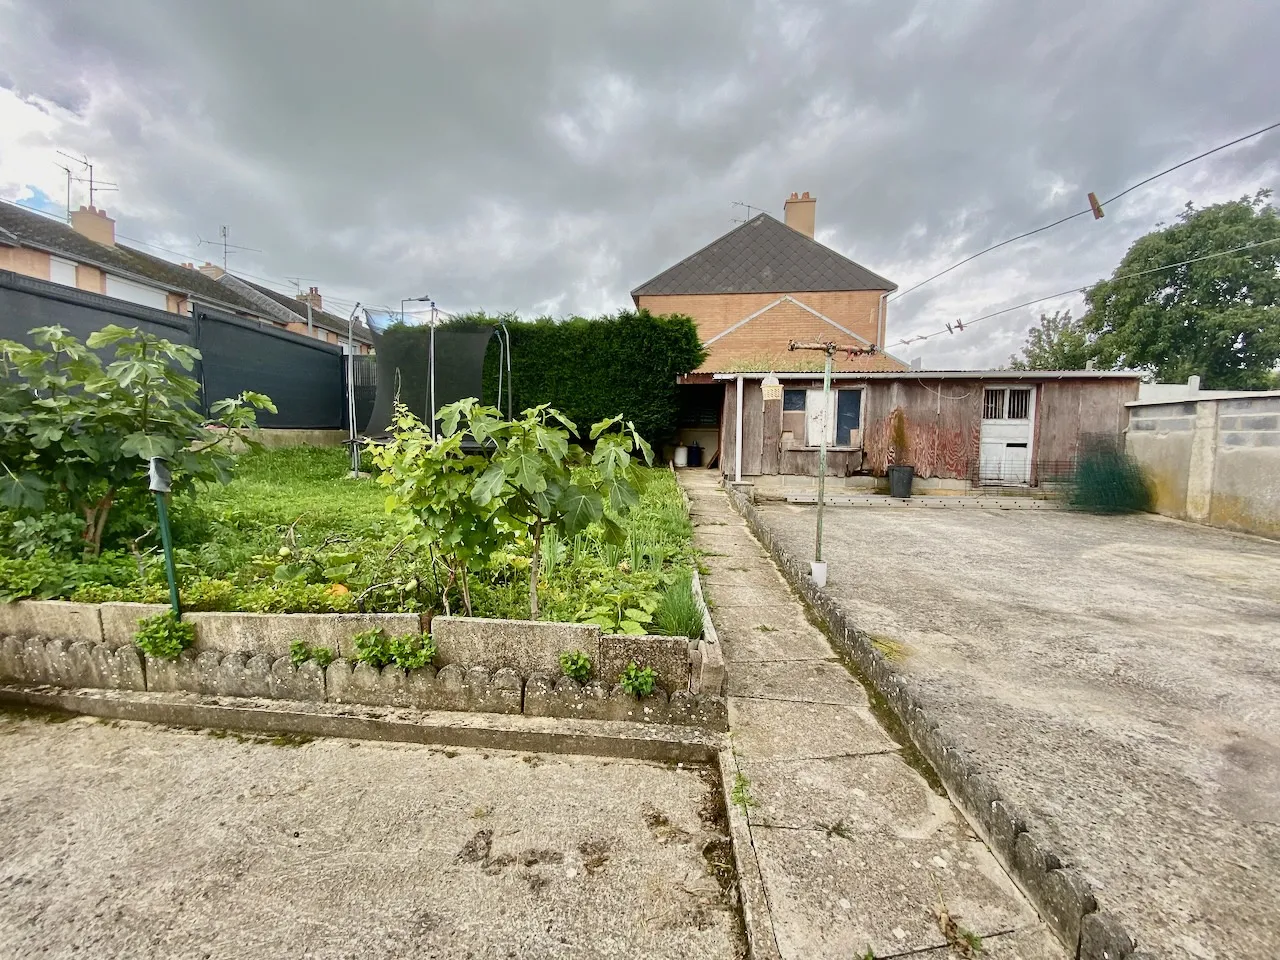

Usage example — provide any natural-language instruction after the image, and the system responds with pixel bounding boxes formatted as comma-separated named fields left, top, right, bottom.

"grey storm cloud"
left=1, top=0, right=1277, bottom=367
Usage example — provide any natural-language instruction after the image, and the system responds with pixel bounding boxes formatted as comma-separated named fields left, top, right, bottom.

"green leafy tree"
left=372, top=404, right=506, bottom=616
left=1009, top=311, right=1093, bottom=370
left=0, top=324, right=274, bottom=555
left=376, top=399, right=652, bottom=620
left=1082, top=192, right=1280, bottom=388
left=465, top=403, right=654, bottom=619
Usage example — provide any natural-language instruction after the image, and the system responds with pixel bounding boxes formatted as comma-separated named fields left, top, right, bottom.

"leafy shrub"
left=1070, top=436, right=1152, bottom=513
left=133, top=611, right=194, bottom=661
left=618, top=661, right=657, bottom=698
left=352, top=627, right=435, bottom=670
left=654, top=570, right=704, bottom=639
left=0, top=324, right=274, bottom=555
left=289, top=640, right=336, bottom=668
left=2, top=511, right=85, bottom=559
left=559, top=650, right=592, bottom=683
left=388, top=631, right=436, bottom=670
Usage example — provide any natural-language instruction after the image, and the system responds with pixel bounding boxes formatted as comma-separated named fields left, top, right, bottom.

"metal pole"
left=734, top=375, right=744, bottom=484
left=815, top=348, right=833, bottom=563
left=347, top=304, right=361, bottom=477
left=154, top=493, right=180, bottom=615
left=429, top=316, right=437, bottom=440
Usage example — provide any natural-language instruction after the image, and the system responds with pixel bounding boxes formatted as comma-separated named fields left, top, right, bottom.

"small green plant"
left=133, top=611, right=194, bottom=661
left=352, top=627, right=435, bottom=670
left=730, top=771, right=755, bottom=812
left=559, top=649, right=592, bottom=683
left=388, top=631, right=436, bottom=670
left=653, top=570, right=704, bottom=639
left=618, top=661, right=657, bottom=698
left=289, top=639, right=336, bottom=668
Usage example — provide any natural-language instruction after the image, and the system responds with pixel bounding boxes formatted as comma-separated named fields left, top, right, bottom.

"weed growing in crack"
left=730, top=772, right=755, bottom=812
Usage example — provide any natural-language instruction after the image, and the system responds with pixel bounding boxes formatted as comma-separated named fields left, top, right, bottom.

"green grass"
left=3, top=447, right=698, bottom=627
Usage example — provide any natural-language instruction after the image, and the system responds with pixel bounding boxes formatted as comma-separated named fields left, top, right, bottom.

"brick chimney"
left=70, top=205, right=115, bottom=246
left=296, top=286, right=323, bottom=312
left=783, top=191, right=815, bottom=238
left=197, top=261, right=225, bottom=280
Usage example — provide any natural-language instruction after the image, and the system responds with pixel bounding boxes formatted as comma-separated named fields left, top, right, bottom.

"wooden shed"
left=704, top=370, right=1142, bottom=490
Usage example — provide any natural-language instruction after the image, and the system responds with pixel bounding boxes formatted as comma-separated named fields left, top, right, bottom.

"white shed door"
left=979, top=386, right=1035, bottom=483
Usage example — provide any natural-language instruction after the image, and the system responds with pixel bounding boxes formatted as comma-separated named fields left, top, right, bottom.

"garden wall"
left=0, top=601, right=726, bottom=730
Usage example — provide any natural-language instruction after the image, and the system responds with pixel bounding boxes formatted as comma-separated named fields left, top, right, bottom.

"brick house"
left=631, top=191, right=906, bottom=465
left=630, top=192, right=1142, bottom=491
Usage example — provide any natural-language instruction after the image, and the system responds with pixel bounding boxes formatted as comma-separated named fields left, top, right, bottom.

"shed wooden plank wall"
left=1037, top=379, right=1139, bottom=463
left=717, top=377, right=1137, bottom=481
left=862, top=380, right=982, bottom=479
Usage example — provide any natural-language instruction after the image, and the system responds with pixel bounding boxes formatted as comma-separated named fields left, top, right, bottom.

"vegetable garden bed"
left=1, top=447, right=703, bottom=638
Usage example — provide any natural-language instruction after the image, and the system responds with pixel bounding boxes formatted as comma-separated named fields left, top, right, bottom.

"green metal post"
left=154, top=492, right=181, bottom=615
left=815, top=347, right=833, bottom=563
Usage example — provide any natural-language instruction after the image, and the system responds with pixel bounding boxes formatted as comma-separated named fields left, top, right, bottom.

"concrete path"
left=681, top=470, right=1063, bottom=960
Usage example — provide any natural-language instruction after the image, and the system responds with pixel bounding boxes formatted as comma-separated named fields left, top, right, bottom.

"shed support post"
left=734, top=375, right=744, bottom=484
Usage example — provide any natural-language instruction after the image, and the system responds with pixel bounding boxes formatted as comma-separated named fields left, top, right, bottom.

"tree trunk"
left=80, top=490, right=115, bottom=558
left=458, top=558, right=473, bottom=617
left=529, top=520, right=542, bottom=620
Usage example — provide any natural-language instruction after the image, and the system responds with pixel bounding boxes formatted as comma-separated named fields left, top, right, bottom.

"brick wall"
left=638, top=290, right=904, bottom=372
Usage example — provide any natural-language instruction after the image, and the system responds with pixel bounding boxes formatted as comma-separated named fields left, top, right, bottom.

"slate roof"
left=234, top=277, right=371, bottom=341
left=631, top=213, right=897, bottom=298
left=0, top=200, right=267, bottom=316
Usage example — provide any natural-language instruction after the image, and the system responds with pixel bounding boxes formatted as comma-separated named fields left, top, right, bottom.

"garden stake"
left=148, top=458, right=181, bottom=616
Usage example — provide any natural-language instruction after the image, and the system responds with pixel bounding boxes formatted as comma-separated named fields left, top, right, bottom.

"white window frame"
left=48, top=256, right=78, bottom=287
left=803, top=386, right=864, bottom=449
left=104, top=274, right=169, bottom=311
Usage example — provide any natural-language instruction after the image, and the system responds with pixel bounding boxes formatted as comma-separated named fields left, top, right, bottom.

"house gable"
left=698, top=294, right=907, bottom=373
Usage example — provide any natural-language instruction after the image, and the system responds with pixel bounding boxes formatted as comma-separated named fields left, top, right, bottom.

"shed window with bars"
left=983, top=387, right=1032, bottom=420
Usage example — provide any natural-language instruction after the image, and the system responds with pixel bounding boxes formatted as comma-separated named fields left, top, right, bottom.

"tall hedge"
left=385, top=310, right=705, bottom=444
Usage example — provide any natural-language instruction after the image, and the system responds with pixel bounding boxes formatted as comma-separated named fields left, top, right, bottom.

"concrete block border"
left=0, top=602, right=717, bottom=696
left=722, top=483, right=1142, bottom=960
left=0, top=632, right=728, bottom=732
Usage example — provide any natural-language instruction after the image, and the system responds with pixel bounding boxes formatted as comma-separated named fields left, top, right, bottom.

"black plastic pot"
left=888, top=464, right=915, bottom=498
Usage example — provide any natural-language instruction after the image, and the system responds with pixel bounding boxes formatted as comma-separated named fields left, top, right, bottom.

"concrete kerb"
left=0, top=684, right=725, bottom=766
left=721, top=482, right=1140, bottom=960
left=718, top=747, right=782, bottom=960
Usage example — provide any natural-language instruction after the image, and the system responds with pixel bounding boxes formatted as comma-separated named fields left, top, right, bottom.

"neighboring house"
left=631, top=191, right=908, bottom=464
left=0, top=199, right=370, bottom=353
left=215, top=273, right=372, bottom=354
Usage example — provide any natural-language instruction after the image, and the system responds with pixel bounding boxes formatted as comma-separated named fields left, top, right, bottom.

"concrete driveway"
left=754, top=502, right=1280, bottom=960
left=0, top=712, right=742, bottom=960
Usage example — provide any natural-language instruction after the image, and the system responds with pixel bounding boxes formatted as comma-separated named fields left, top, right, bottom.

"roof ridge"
left=630, top=213, right=774, bottom=297
left=631, top=211, right=896, bottom=298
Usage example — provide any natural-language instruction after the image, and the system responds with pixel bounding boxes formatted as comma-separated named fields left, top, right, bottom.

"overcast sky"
left=1, top=0, right=1276, bottom=368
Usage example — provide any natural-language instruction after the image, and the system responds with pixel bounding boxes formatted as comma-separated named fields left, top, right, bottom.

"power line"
left=889, top=119, right=1280, bottom=304
left=890, top=236, right=1280, bottom=349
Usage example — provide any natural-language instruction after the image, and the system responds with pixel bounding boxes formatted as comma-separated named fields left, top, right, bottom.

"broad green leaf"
left=589, top=415, right=622, bottom=440
left=619, top=620, right=646, bottom=635
left=603, top=475, right=640, bottom=514
left=471, top=463, right=507, bottom=505
left=0, top=468, right=48, bottom=510
left=558, top=484, right=603, bottom=535
left=120, top=432, right=180, bottom=461
left=85, top=324, right=137, bottom=349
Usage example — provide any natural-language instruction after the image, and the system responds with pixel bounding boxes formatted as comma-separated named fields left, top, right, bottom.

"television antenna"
left=55, top=151, right=116, bottom=209
left=730, top=200, right=764, bottom=224
left=197, top=225, right=261, bottom=272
